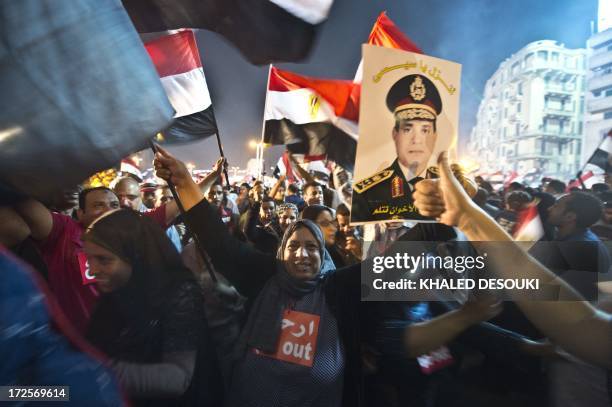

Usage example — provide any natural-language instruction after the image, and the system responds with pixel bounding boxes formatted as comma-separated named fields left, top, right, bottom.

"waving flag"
left=587, top=131, right=612, bottom=172
left=514, top=203, right=544, bottom=242
left=144, top=30, right=217, bottom=144
left=123, top=0, right=334, bottom=65
left=263, top=67, right=358, bottom=171
left=0, top=0, right=173, bottom=203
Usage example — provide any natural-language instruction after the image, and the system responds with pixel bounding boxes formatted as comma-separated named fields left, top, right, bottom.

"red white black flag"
left=144, top=30, right=217, bottom=144
left=123, top=0, right=334, bottom=65
left=263, top=66, right=358, bottom=171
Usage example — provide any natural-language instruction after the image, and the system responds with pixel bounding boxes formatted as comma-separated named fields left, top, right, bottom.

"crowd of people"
left=1, top=147, right=611, bottom=407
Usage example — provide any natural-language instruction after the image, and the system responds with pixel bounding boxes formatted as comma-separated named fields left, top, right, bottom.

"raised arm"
left=160, top=157, right=225, bottom=226
left=268, top=175, right=286, bottom=199
left=154, top=146, right=276, bottom=296
left=413, top=152, right=612, bottom=368
left=288, top=153, right=315, bottom=183
left=14, top=199, right=53, bottom=241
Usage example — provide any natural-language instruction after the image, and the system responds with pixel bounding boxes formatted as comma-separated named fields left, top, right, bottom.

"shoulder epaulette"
left=353, top=169, right=394, bottom=193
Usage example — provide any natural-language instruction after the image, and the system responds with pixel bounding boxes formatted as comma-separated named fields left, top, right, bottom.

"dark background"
left=166, top=0, right=597, bottom=171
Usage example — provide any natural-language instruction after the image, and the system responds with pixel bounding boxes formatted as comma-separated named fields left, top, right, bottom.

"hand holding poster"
left=351, top=44, right=461, bottom=224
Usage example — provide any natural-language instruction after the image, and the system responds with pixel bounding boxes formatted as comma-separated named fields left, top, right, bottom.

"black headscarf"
left=83, top=209, right=195, bottom=354
left=300, top=204, right=334, bottom=224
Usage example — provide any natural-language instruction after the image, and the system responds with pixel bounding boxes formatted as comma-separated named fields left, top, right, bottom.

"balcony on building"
left=587, top=94, right=612, bottom=114
left=589, top=50, right=612, bottom=71
left=588, top=70, right=612, bottom=93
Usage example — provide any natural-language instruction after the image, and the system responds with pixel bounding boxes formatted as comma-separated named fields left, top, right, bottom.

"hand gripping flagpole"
left=149, top=140, right=218, bottom=284
left=209, top=109, right=231, bottom=188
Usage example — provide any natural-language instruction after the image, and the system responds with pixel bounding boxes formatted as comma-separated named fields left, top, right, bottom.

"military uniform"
left=351, top=159, right=428, bottom=222
left=351, top=73, right=443, bottom=223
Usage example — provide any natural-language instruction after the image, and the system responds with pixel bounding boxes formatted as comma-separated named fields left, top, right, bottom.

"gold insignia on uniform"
left=409, top=76, right=426, bottom=101
left=391, top=176, right=404, bottom=198
left=353, top=169, right=394, bottom=193
left=309, top=94, right=321, bottom=119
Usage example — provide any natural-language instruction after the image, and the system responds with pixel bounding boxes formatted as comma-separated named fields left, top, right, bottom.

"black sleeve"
left=243, top=202, right=265, bottom=245
left=184, top=198, right=277, bottom=298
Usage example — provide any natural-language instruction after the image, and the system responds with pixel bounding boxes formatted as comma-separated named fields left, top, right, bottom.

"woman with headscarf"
left=83, top=209, right=223, bottom=406
left=301, top=204, right=347, bottom=268
left=154, top=148, right=365, bottom=407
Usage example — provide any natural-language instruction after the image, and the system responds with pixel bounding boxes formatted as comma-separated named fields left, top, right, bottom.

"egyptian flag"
left=263, top=67, right=358, bottom=172
left=587, top=131, right=612, bottom=171
left=514, top=203, right=544, bottom=242
left=353, top=12, right=422, bottom=83
left=122, top=0, right=334, bottom=65
left=144, top=30, right=217, bottom=144
left=567, top=171, right=595, bottom=190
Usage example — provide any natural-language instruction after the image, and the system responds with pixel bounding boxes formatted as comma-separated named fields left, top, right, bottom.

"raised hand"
left=413, top=151, right=478, bottom=229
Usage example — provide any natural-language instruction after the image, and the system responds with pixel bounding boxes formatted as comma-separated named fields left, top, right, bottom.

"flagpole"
left=257, top=64, right=273, bottom=181
left=207, top=108, right=231, bottom=188
left=149, top=140, right=218, bottom=283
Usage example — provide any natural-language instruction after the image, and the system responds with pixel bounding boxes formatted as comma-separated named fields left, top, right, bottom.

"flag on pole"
left=567, top=170, right=595, bottom=190
left=263, top=67, right=358, bottom=171
left=0, top=0, right=174, bottom=203
left=354, top=12, right=423, bottom=82
left=122, top=0, right=334, bottom=65
left=514, top=203, right=544, bottom=242
left=144, top=30, right=217, bottom=144
left=587, top=131, right=612, bottom=171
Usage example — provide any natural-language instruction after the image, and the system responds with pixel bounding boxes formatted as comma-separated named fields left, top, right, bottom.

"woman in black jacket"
left=83, top=209, right=223, bottom=406
left=153, top=148, right=506, bottom=407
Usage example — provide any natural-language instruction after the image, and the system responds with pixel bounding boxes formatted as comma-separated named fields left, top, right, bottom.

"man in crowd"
left=303, top=181, right=324, bottom=207
left=335, top=203, right=363, bottom=264
left=140, top=181, right=158, bottom=209
left=114, top=176, right=181, bottom=250
left=544, top=179, right=567, bottom=198
left=12, top=187, right=120, bottom=332
left=284, top=183, right=305, bottom=210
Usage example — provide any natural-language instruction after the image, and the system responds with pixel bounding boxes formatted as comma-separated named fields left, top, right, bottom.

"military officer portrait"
left=351, top=74, right=442, bottom=223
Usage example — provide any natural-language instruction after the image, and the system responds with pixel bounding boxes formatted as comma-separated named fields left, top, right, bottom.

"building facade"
left=582, top=9, right=612, bottom=166
left=468, top=40, right=586, bottom=180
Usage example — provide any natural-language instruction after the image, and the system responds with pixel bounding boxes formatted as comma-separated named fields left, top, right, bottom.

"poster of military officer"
left=350, top=44, right=461, bottom=224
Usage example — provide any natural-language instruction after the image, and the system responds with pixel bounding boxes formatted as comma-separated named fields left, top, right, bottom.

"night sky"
left=167, top=0, right=597, bottom=171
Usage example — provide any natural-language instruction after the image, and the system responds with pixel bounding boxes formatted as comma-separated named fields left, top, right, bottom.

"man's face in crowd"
left=547, top=195, right=573, bottom=227
left=239, top=185, right=250, bottom=198
left=304, top=185, right=324, bottom=206
left=78, top=189, right=120, bottom=227
left=392, top=118, right=437, bottom=175
left=115, top=179, right=142, bottom=210
left=259, top=201, right=276, bottom=224
left=278, top=208, right=298, bottom=232
left=156, top=187, right=174, bottom=207
left=336, top=213, right=353, bottom=237
left=84, top=240, right=132, bottom=293
left=316, top=210, right=337, bottom=246
left=283, top=226, right=321, bottom=280
left=208, top=185, right=224, bottom=206
left=141, top=190, right=157, bottom=209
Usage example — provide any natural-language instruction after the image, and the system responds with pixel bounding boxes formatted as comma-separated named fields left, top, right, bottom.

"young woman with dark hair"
left=83, top=209, right=222, bottom=406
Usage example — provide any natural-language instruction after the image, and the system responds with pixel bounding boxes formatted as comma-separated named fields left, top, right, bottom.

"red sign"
left=254, top=309, right=320, bottom=367
left=77, top=251, right=96, bottom=285
left=416, top=346, right=454, bottom=374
